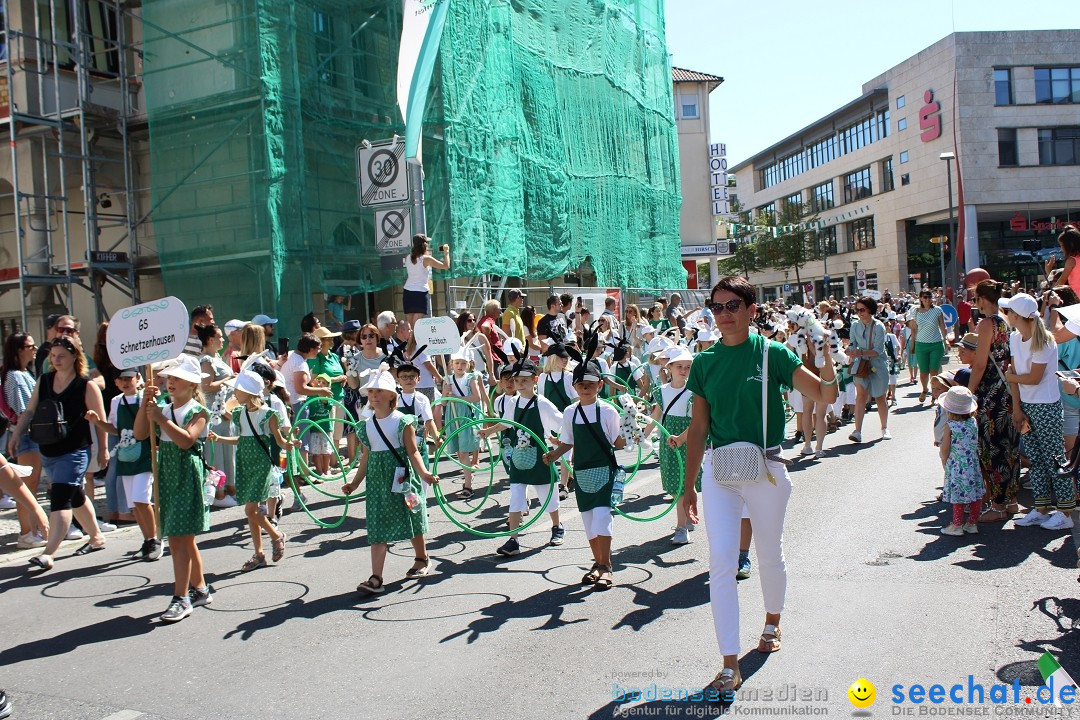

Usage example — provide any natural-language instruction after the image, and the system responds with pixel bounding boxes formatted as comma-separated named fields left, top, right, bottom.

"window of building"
left=998, top=128, right=1018, bottom=166
left=810, top=181, right=834, bottom=212
left=1035, top=67, right=1080, bottom=104
left=758, top=108, right=889, bottom=189
left=680, top=93, right=699, bottom=119
left=1038, top=127, right=1080, bottom=166
left=817, top=225, right=837, bottom=255
left=882, top=157, right=894, bottom=192
left=897, top=117, right=907, bottom=131
left=899, top=150, right=909, bottom=164
left=896, top=95, right=905, bottom=109
left=843, top=166, right=873, bottom=204
left=314, top=11, right=341, bottom=87
left=757, top=202, right=776, bottom=221
left=848, top=217, right=875, bottom=250
left=994, top=68, right=1013, bottom=105
left=864, top=272, right=878, bottom=291
left=784, top=192, right=802, bottom=209
left=900, top=173, right=910, bottom=186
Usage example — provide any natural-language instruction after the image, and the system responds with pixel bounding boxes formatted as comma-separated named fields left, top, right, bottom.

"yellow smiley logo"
left=848, top=678, right=876, bottom=709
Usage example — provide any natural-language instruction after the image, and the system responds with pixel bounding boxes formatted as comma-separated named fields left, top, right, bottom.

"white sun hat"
left=157, top=355, right=208, bottom=384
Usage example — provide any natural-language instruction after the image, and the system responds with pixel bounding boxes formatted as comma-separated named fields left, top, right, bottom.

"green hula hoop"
left=291, top=395, right=362, bottom=481
left=612, top=418, right=682, bottom=523
left=431, top=416, right=557, bottom=538
left=431, top=395, right=501, bottom=473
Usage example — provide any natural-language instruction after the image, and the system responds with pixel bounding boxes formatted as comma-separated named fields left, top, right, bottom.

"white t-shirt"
left=494, top=393, right=564, bottom=438
left=107, top=392, right=141, bottom=427
left=657, top=383, right=692, bottom=418
left=559, top=400, right=621, bottom=445
left=364, top=411, right=407, bottom=452
left=398, top=391, right=433, bottom=423
left=266, top=393, right=290, bottom=429
left=280, top=351, right=309, bottom=404
left=403, top=255, right=431, bottom=292
left=1009, top=331, right=1059, bottom=403
left=161, top=398, right=209, bottom=443
left=413, top=350, right=436, bottom=389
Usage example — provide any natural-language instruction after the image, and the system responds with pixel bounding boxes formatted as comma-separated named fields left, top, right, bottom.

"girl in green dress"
left=134, top=356, right=213, bottom=623
left=342, top=365, right=438, bottom=594
left=441, top=353, right=483, bottom=499
left=208, top=370, right=295, bottom=572
left=649, top=347, right=700, bottom=545
left=543, top=347, right=626, bottom=590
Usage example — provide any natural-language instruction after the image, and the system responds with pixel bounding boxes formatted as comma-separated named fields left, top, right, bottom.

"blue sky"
left=665, top=0, right=1078, bottom=165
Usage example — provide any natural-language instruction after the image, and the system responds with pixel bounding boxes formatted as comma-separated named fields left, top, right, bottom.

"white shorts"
left=121, top=472, right=154, bottom=505
left=580, top=506, right=613, bottom=539
left=845, top=384, right=857, bottom=404
left=509, top=483, right=559, bottom=514
left=890, top=373, right=900, bottom=385
left=788, top=392, right=803, bottom=413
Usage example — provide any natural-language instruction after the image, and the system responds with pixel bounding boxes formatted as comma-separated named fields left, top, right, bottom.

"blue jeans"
left=103, top=435, right=129, bottom=514
left=41, top=448, right=90, bottom=486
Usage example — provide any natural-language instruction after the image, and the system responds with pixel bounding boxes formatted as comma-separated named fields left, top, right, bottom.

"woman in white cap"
left=650, top=346, right=699, bottom=544
left=134, top=355, right=213, bottom=622
left=209, top=370, right=294, bottom=571
left=342, top=365, right=438, bottom=593
left=1000, top=293, right=1073, bottom=530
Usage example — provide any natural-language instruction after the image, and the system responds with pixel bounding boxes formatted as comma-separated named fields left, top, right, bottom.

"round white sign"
left=106, top=296, right=191, bottom=369
left=414, top=316, right=461, bottom=356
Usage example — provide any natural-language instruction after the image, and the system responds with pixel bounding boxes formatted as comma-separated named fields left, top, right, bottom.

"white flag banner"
left=397, top=0, right=450, bottom=161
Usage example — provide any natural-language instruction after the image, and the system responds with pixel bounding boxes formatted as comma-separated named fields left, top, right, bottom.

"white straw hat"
left=157, top=355, right=208, bottom=384
left=665, top=347, right=694, bottom=364
left=361, top=363, right=397, bottom=393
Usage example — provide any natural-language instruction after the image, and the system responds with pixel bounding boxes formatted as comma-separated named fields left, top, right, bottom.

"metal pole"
left=946, top=158, right=956, bottom=299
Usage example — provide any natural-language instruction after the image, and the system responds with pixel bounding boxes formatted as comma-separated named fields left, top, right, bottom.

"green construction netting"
left=143, top=0, right=683, bottom=328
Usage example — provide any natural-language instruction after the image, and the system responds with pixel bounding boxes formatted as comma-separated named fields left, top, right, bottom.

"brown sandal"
left=271, top=532, right=287, bottom=563
left=358, top=575, right=384, bottom=594
left=582, top=562, right=601, bottom=584
left=978, top=507, right=1011, bottom=523
left=241, top=553, right=267, bottom=572
left=594, top=564, right=614, bottom=590
left=757, top=624, right=781, bottom=653
left=406, top=556, right=431, bottom=578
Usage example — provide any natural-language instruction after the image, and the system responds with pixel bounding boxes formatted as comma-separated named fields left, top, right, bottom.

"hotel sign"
left=709, top=143, right=730, bottom=217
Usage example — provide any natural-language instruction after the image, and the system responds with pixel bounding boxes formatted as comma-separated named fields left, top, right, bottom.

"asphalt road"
left=2, top=379, right=1079, bottom=720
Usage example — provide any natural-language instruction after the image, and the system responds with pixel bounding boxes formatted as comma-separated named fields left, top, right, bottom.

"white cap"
left=665, top=347, right=694, bottom=364
left=232, top=370, right=265, bottom=397
left=998, top=293, right=1038, bottom=319
left=157, top=355, right=209, bottom=384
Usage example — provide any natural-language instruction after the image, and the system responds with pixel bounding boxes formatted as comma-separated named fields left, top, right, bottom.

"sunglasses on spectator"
left=708, top=299, right=744, bottom=315
left=22, top=343, right=35, bottom=349
left=856, top=307, right=869, bottom=314
left=56, top=326, right=77, bottom=335
left=360, top=333, right=377, bottom=339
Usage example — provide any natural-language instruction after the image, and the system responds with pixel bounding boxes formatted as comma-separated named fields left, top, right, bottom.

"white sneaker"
left=17, top=532, right=46, bottom=548
left=97, top=520, right=117, bottom=533
left=671, top=526, right=690, bottom=545
left=962, top=523, right=979, bottom=534
left=0, top=494, right=16, bottom=510
left=1015, top=509, right=1052, bottom=527
left=941, top=524, right=964, bottom=536
left=290, top=491, right=306, bottom=511
left=65, top=526, right=85, bottom=541
left=1039, top=511, right=1075, bottom=531
left=212, top=495, right=238, bottom=508
left=799, top=443, right=815, bottom=456
left=881, top=428, right=892, bottom=440
left=848, top=431, right=862, bottom=443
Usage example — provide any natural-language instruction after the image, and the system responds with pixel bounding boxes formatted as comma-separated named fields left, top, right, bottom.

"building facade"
left=731, top=30, right=1080, bottom=303
left=672, top=66, right=723, bottom=290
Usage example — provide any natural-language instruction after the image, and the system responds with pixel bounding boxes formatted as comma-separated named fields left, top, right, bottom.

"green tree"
left=757, top=200, right=821, bottom=304
left=717, top=199, right=764, bottom=279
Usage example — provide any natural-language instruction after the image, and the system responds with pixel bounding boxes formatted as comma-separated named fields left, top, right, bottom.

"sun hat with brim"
left=224, top=319, right=246, bottom=333
left=313, top=326, right=341, bottom=340
left=150, top=357, right=181, bottom=375
left=665, top=347, right=694, bottom=364
left=646, top=336, right=672, bottom=355
left=696, top=329, right=719, bottom=343
left=998, top=293, right=1038, bottom=319
left=231, top=370, right=265, bottom=397
left=158, top=355, right=209, bottom=384
left=361, top=364, right=397, bottom=393
left=958, top=332, right=979, bottom=350
left=940, top=386, right=978, bottom=415
left=273, top=371, right=286, bottom=389
left=1055, top=303, right=1080, bottom=334
left=252, top=314, right=278, bottom=326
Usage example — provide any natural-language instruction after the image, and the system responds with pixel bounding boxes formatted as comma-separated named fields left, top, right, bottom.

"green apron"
left=509, top=396, right=550, bottom=486
left=115, top=394, right=152, bottom=476
left=543, top=372, right=572, bottom=411
left=572, top=403, right=616, bottom=512
left=614, top=363, right=636, bottom=393
left=493, top=394, right=516, bottom=471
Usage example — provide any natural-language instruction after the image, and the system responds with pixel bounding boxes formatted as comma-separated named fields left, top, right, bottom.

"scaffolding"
left=1, top=0, right=142, bottom=330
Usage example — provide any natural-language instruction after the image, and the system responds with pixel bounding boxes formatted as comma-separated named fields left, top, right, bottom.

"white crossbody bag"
left=710, top=338, right=776, bottom=485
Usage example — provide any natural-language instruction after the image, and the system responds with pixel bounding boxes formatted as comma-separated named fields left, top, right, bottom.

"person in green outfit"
left=208, top=370, right=295, bottom=572
left=441, top=351, right=485, bottom=499
left=649, top=346, right=699, bottom=546
left=543, top=347, right=625, bottom=591
left=85, top=369, right=160, bottom=560
left=309, top=326, right=347, bottom=467
left=135, top=356, right=213, bottom=623
left=479, top=358, right=565, bottom=557
left=343, top=365, right=438, bottom=594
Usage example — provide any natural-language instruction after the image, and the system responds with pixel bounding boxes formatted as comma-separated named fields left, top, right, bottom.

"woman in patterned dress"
left=208, top=370, right=295, bottom=572
left=650, top=347, right=700, bottom=546
left=342, top=365, right=438, bottom=594
left=967, top=280, right=1021, bottom=522
left=134, top=356, right=213, bottom=623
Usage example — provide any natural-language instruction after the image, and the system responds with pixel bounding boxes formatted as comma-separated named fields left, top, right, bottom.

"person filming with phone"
left=403, top=234, right=451, bottom=328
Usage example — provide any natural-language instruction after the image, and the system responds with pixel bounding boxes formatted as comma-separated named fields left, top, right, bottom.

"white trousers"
left=580, top=507, right=613, bottom=539
left=509, top=483, right=559, bottom=514
left=702, top=453, right=792, bottom=656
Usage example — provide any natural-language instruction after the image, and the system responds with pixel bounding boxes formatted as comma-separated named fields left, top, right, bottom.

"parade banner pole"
left=148, top=365, right=161, bottom=536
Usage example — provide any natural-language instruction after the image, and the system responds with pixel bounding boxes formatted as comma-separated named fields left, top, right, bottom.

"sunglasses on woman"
left=856, top=307, right=869, bottom=314
left=708, top=299, right=744, bottom=315
left=360, top=333, right=377, bottom=340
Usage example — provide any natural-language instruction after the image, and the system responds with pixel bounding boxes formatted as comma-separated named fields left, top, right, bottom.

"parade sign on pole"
left=106, top=297, right=190, bottom=369
left=414, top=316, right=461, bottom=356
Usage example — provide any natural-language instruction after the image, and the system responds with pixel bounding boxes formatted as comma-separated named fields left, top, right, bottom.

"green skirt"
left=158, top=442, right=210, bottom=537
left=235, top=435, right=274, bottom=504
left=365, top=448, right=428, bottom=544
left=659, top=414, right=701, bottom=495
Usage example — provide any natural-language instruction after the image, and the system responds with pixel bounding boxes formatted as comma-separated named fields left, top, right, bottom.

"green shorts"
left=914, top=340, right=946, bottom=373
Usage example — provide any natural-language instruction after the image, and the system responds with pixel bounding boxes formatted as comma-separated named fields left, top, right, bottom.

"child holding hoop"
left=650, top=347, right=700, bottom=545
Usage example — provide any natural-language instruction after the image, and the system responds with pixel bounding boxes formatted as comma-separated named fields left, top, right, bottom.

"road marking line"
left=102, top=710, right=144, bottom=720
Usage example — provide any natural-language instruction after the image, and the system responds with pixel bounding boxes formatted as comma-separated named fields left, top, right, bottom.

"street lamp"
left=940, top=151, right=956, bottom=300
left=851, top=260, right=859, bottom=296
